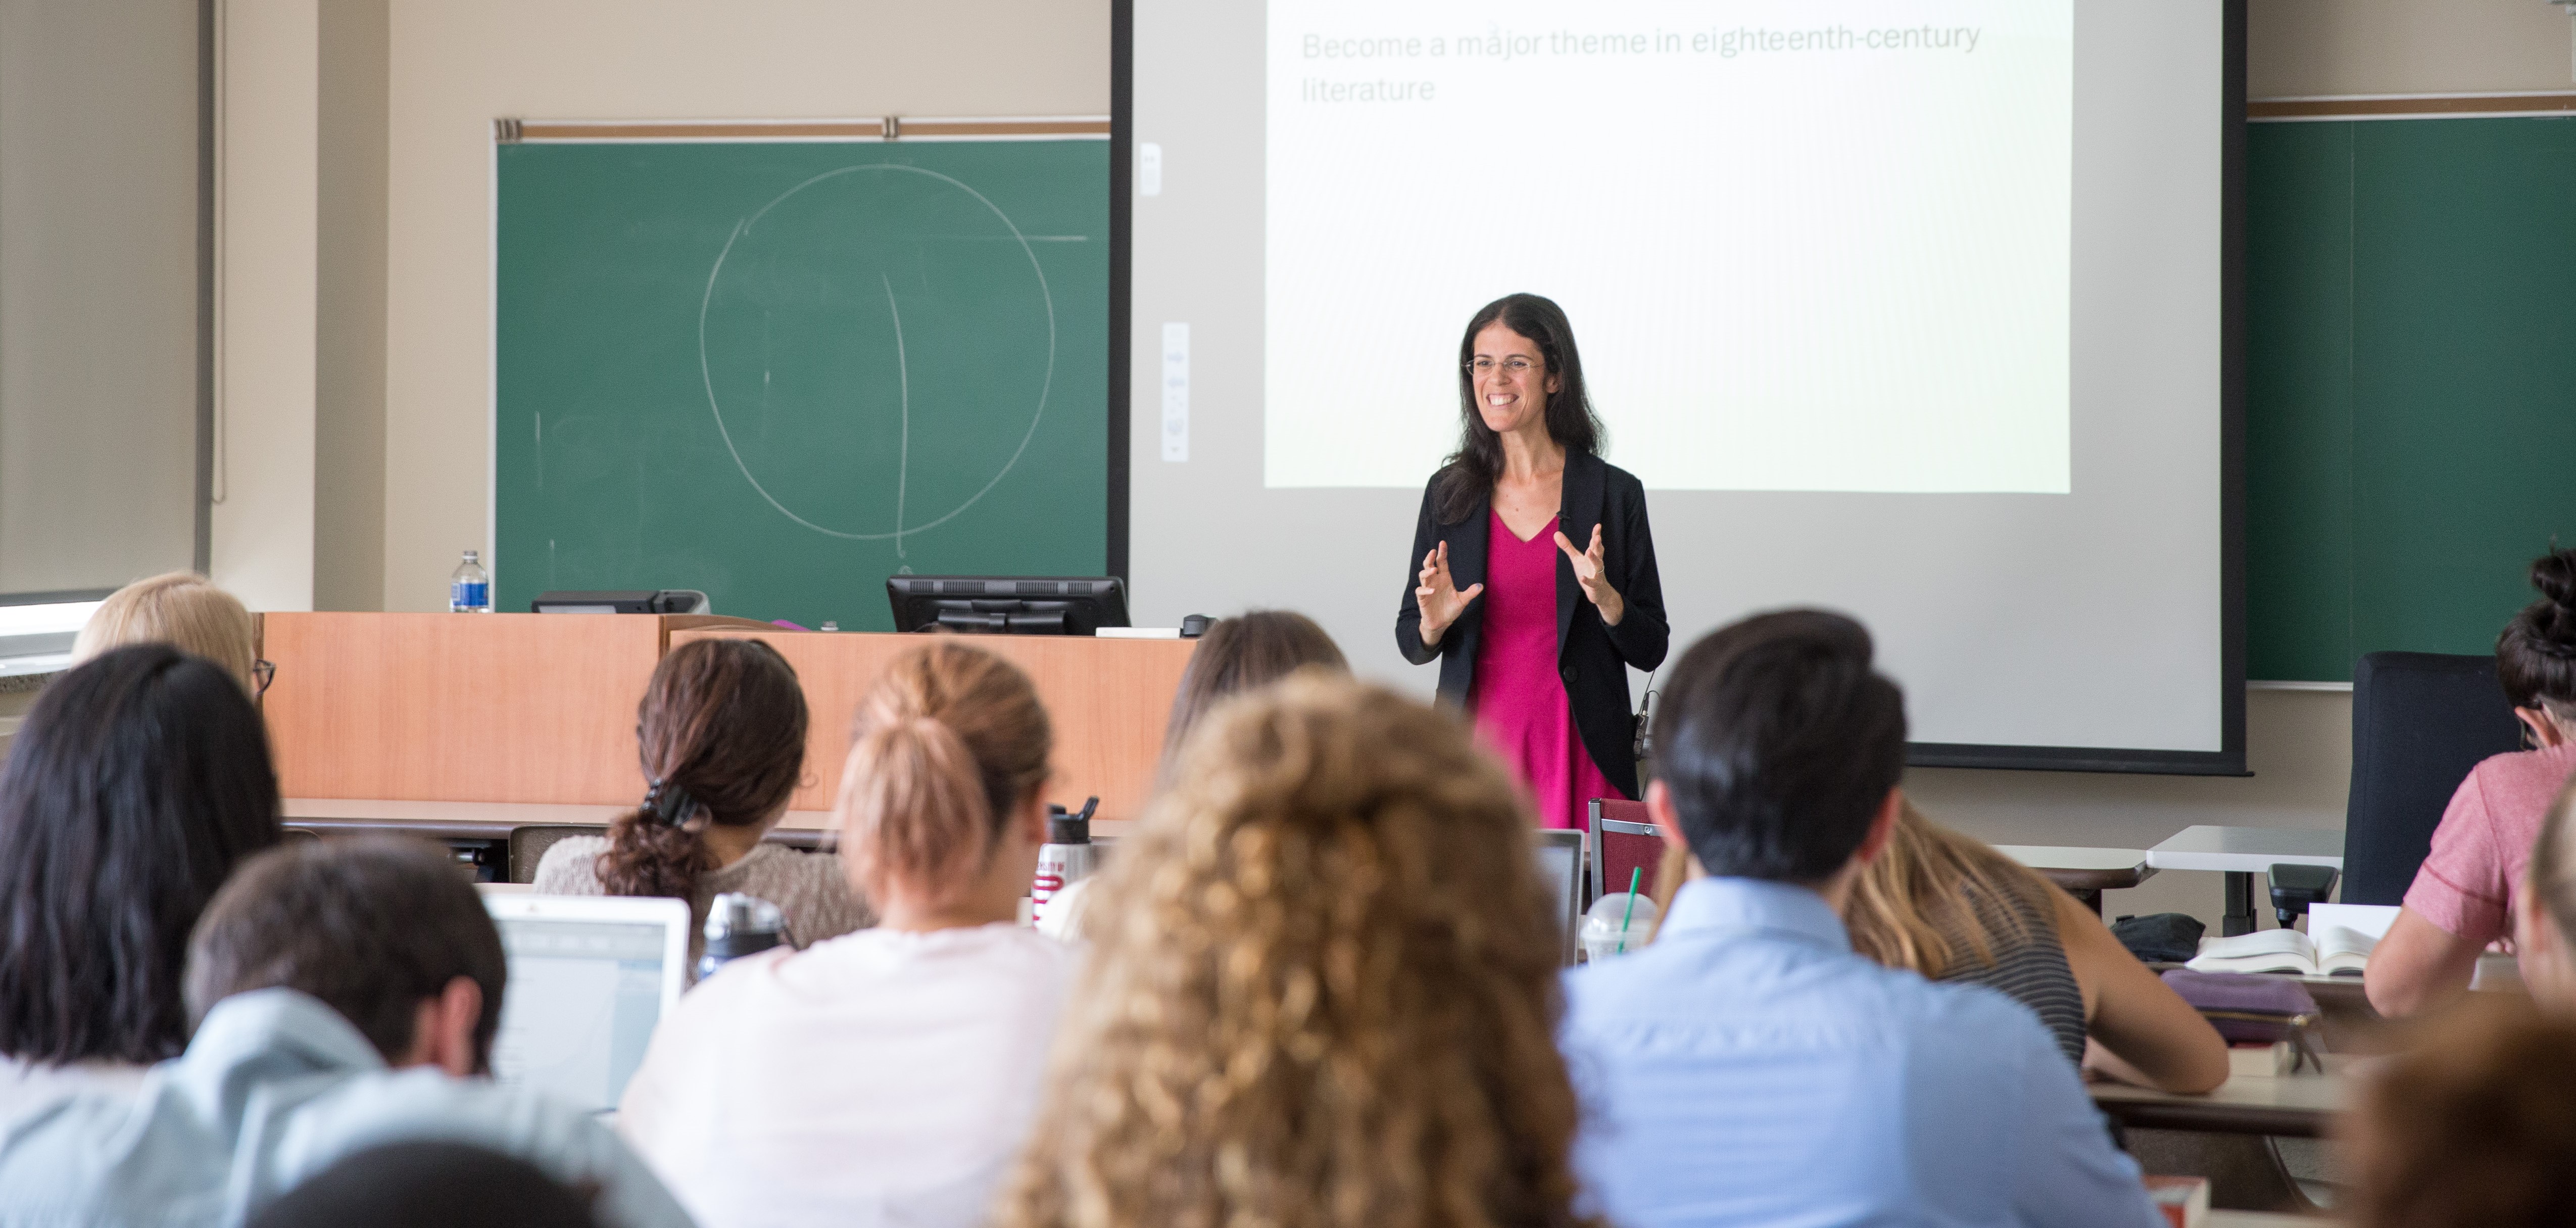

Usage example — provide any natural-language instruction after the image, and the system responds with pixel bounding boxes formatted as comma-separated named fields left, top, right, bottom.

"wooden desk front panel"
left=264, top=612, right=659, bottom=805
left=669, top=630, right=1195, bottom=823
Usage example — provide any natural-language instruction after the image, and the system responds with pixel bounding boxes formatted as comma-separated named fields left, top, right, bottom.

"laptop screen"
left=484, top=895, right=689, bottom=1115
left=1531, top=831, right=1585, bottom=966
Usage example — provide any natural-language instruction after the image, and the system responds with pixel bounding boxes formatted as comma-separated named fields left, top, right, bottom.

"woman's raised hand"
left=1416, top=541, right=1484, bottom=645
left=1554, top=523, right=1625, bottom=627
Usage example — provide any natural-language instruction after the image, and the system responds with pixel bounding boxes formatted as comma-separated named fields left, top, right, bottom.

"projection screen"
left=1123, top=0, right=2243, bottom=773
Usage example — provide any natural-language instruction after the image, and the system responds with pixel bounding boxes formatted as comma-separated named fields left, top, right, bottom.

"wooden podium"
left=667, top=628, right=1194, bottom=822
left=261, top=613, right=1195, bottom=828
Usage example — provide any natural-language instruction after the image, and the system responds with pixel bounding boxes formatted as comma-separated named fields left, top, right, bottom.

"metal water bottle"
left=696, top=892, right=784, bottom=981
left=1031, top=797, right=1100, bottom=924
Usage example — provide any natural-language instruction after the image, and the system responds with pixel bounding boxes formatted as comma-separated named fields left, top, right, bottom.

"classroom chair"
left=508, top=825, right=609, bottom=884
left=2342, top=652, right=2523, bottom=905
left=1587, top=799, right=1662, bottom=909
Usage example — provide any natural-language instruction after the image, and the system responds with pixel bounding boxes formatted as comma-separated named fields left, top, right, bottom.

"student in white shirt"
left=617, top=640, right=1078, bottom=1228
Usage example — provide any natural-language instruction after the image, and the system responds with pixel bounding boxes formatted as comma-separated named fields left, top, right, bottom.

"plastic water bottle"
left=449, top=550, right=491, bottom=613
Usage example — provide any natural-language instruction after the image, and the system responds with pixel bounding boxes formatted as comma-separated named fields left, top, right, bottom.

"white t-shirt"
left=616, top=922, right=1081, bottom=1228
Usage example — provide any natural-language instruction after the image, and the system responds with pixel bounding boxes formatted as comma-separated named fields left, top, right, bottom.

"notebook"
left=482, top=894, right=691, bottom=1115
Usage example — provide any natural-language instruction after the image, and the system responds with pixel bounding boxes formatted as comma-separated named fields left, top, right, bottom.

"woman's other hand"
left=1416, top=542, right=1484, bottom=645
left=1554, top=524, right=1625, bottom=626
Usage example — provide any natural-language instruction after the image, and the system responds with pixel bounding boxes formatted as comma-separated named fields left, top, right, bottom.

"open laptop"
left=481, top=893, right=691, bottom=1115
left=1531, top=829, right=1587, bottom=966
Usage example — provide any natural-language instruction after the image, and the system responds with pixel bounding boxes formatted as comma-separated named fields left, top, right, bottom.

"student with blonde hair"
left=1844, top=804, right=2227, bottom=1093
left=996, top=673, right=1591, bottom=1228
left=615, top=640, right=1076, bottom=1228
left=73, top=572, right=264, bottom=694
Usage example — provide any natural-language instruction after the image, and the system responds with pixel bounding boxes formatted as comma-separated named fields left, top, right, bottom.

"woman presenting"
left=1396, top=293, right=1668, bottom=828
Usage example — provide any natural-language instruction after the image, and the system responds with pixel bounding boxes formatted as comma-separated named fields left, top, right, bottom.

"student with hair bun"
left=532, top=638, right=866, bottom=967
left=614, top=640, right=1077, bottom=1228
left=2368, top=546, right=2576, bottom=1017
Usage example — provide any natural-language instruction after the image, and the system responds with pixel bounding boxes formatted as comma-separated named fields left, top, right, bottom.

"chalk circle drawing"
left=698, top=164, right=1056, bottom=553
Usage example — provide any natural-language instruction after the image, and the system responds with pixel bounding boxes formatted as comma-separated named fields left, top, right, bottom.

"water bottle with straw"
left=1580, top=866, right=1660, bottom=962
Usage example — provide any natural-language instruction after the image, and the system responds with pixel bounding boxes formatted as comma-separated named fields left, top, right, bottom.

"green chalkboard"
left=2247, top=117, right=2576, bottom=682
left=495, top=139, right=1109, bottom=628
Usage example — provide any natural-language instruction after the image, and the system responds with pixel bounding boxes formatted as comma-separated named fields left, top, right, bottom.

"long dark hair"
left=598, top=638, right=808, bottom=899
left=0, top=644, right=283, bottom=1064
left=1433, top=293, right=1604, bottom=525
left=1159, top=611, right=1347, bottom=769
left=2499, top=545, right=2576, bottom=720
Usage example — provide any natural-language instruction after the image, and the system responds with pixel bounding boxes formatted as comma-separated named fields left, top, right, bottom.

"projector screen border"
left=1113, top=0, right=2251, bottom=778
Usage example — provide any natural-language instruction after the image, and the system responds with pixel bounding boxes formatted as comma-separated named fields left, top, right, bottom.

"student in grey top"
left=0, top=837, right=694, bottom=1228
left=0, top=646, right=284, bottom=1124
left=533, top=638, right=868, bottom=967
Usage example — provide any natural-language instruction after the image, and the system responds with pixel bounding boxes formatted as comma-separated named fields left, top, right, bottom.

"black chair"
left=2341, top=652, right=2524, bottom=905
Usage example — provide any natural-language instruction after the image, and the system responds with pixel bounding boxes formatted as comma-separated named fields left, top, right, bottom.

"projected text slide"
left=1265, top=0, right=2073, bottom=493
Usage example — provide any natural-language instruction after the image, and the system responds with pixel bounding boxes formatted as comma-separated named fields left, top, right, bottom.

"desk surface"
left=2090, top=1060, right=2349, bottom=1139
left=2147, top=826, right=2345, bottom=873
left=283, top=798, right=1140, bottom=841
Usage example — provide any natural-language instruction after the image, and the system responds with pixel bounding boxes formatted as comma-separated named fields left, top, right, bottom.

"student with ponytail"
left=2368, top=545, right=2576, bottom=1017
left=613, top=641, right=1077, bottom=1228
left=532, top=638, right=866, bottom=966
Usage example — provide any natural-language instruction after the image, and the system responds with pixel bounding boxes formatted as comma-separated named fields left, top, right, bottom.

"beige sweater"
left=530, top=837, right=872, bottom=967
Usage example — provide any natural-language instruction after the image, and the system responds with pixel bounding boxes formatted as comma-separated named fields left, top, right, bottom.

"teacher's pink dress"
left=1471, top=511, right=1621, bottom=829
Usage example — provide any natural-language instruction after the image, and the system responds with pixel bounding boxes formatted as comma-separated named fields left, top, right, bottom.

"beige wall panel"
left=211, top=0, right=320, bottom=612
left=2250, top=0, right=2571, bottom=98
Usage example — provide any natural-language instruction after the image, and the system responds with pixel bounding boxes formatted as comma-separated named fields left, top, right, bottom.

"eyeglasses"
left=252, top=659, right=275, bottom=697
left=1465, top=357, right=1541, bottom=376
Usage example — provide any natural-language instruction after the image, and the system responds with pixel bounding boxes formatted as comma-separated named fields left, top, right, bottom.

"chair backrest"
left=2344, top=651, right=2524, bottom=905
left=508, top=824, right=610, bottom=884
left=1587, top=798, right=1661, bottom=906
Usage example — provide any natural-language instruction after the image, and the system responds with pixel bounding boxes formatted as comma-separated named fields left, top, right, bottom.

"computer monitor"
left=1531, top=829, right=1586, bottom=967
left=482, top=894, right=690, bottom=1115
left=886, top=576, right=1130, bottom=635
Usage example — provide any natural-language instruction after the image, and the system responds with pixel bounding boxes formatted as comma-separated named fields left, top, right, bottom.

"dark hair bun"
left=2533, top=547, right=2576, bottom=621
left=2498, top=546, right=2576, bottom=707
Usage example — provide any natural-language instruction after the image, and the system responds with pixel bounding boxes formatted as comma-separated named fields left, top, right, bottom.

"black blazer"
left=1394, top=450, right=1669, bottom=800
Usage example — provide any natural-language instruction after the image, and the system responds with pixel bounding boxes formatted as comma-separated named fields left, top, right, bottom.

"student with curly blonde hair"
left=995, top=672, right=1591, bottom=1228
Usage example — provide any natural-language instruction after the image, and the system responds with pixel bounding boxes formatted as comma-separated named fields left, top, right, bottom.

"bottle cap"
left=1046, top=796, right=1100, bottom=844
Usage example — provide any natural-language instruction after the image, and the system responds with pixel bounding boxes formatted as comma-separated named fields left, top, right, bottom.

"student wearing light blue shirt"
left=1561, top=610, right=2163, bottom=1228
left=0, top=837, right=693, bottom=1228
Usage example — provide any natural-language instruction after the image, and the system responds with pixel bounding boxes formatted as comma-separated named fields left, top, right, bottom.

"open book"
left=2184, top=925, right=2376, bottom=976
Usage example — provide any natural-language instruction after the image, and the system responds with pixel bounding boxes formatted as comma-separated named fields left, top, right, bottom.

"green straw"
left=1614, top=865, right=1642, bottom=954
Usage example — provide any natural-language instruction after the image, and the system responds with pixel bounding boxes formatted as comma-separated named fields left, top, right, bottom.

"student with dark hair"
left=0, top=837, right=692, bottom=1228
left=1160, top=609, right=1348, bottom=767
left=535, top=636, right=866, bottom=966
left=1559, top=611, right=2161, bottom=1228
left=249, top=1143, right=602, bottom=1228
left=0, top=644, right=282, bottom=1118
left=616, top=641, right=1076, bottom=1228
left=2368, top=546, right=2576, bottom=1017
